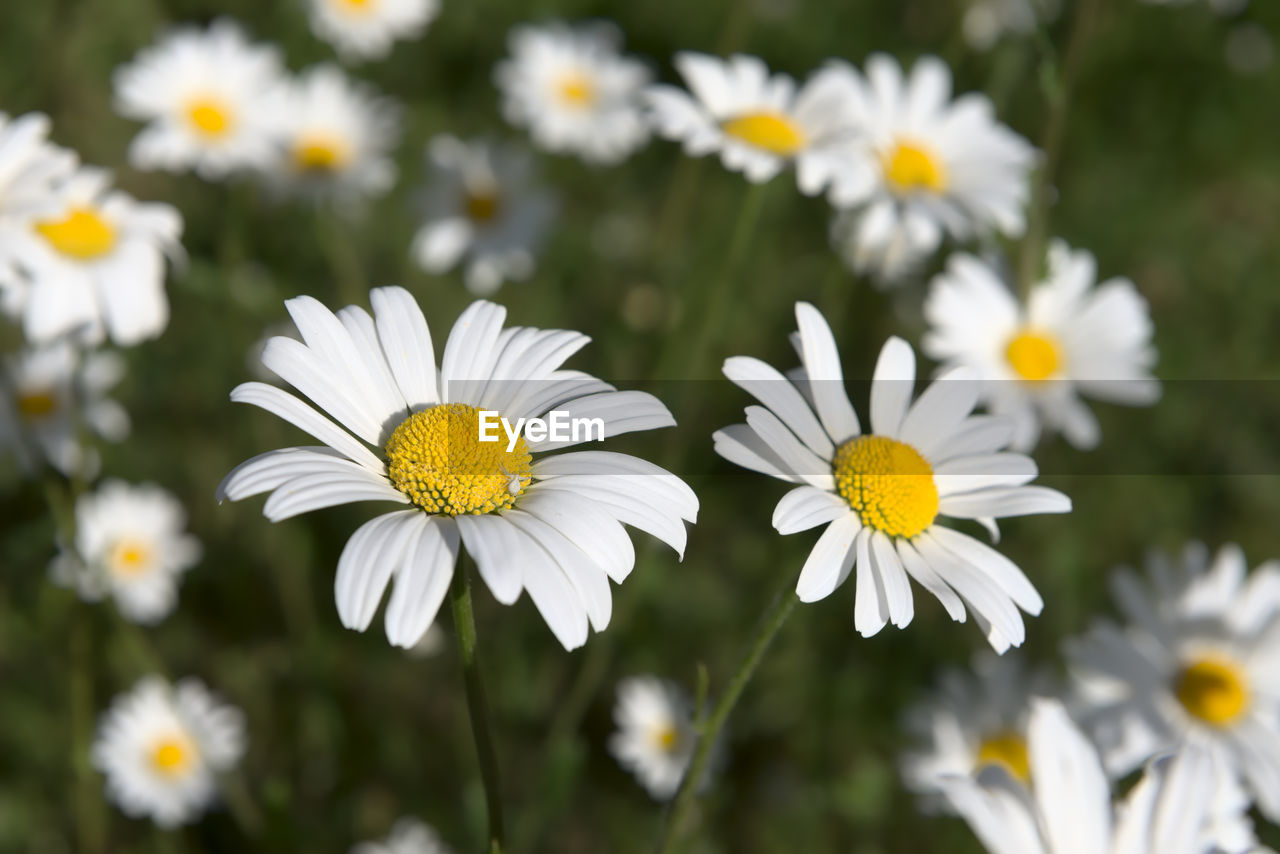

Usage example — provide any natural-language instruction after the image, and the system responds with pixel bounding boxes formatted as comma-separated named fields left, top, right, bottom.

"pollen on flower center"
left=976, top=731, right=1030, bottom=784
left=652, top=724, right=681, bottom=753
left=1175, top=657, right=1250, bottom=727
left=16, top=389, right=58, bottom=419
left=108, top=538, right=154, bottom=578
left=464, top=188, right=501, bottom=223
left=883, top=139, right=947, bottom=194
left=556, top=71, right=596, bottom=107
left=832, top=435, right=939, bottom=539
left=36, top=207, right=117, bottom=261
left=385, top=403, right=533, bottom=516
left=1005, top=330, right=1061, bottom=382
left=292, top=135, right=351, bottom=173
left=185, top=97, right=234, bottom=138
left=720, top=111, right=807, bottom=156
left=150, top=736, right=196, bottom=776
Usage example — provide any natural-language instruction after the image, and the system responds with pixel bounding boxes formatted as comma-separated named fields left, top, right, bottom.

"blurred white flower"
left=0, top=165, right=183, bottom=346
left=218, top=288, right=697, bottom=651
left=268, top=64, right=401, bottom=207
left=942, top=697, right=1257, bottom=854
left=92, top=676, right=245, bottom=828
left=901, top=652, right=1056, bottom=809
left=923, top=241, right=1160, bottom=451
left=411, top=135, right=556, bottom=295
left=962, top=0, right=1060, bottom=53
left=714, top=302, right=1070, bottom=651
left=112, top=19, right=288, bottom=179
left=351, top=818, right=452, bottom=854
left=821, top=54, right=1035, bottom=283
left=608, top=676, right=697, bottom=800
left=0, top=341, right=129, bottom=478
left=1139, top=0, right=1248, bottom=14
left=1225, top=23, right=1273, bottom=76
left=1066, top=543, right=1280, bottom=827
left=307, top=0, right=440, bottom=63
left=0, top=112, right=76, bottom=277
left=50, top=479, right=201, bottom=624
left=644, top=52, right=861, bottom=199
left=495, top=21, right=651, bottom=165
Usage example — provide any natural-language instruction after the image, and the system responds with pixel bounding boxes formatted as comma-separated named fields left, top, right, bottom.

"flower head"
left=307, top=0, right=440, bottom=63
left=0, top=112, right=76, bottom=275
left=351, top=818, right=452, bottom=854
left=608, top=676, right=697, bottom=800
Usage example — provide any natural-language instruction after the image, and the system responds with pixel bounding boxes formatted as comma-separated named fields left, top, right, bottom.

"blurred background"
left=2, top=0, right=1280, bottom=851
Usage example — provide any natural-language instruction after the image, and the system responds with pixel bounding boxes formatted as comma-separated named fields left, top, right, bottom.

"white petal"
left=794, top=513, right=859, bottom=602
left=870, top=531, right=914, bottom=628
left=217, top=446, right=350, bottom=502
left=712, top=424, right=802, bottom=483
left=794, top=302, right=860, bottom=443
left=933, top=453, right=1038, bottom=497
left=870, top=336, right=916, bottom=438
left=505, top=510, right=612, bottom=632
left=520, top=531, right=590, bottom=650
left=371, top=286, right=440, bottom=409
left=532, top=479, right=689, bottom=558
left=516, top=490, right=635, bottom=583
left=455, top=514, right=525, bottom=604
left=261, top=337, right=385, bottom=445
left=525, top=391, right=675, bottom=451
left=440, top=300, right=506, bottom=405
left=939, top=486, right=1071, bottom=520
left=229, top=382, right=384, bottom=472
left=773, top=486, right=851, bottom=535
left=853, top=527, right=889, bottom=636
left=898, top=367, right=980, bottom=453
left=724, top=355, right=833, bottom=458
left=744, top=406, right=836, bottom=490
left=261, top=464, right=409, bottom=521
left=895, top=538, right=966, bottom=621
left=928, top=526, right=1042, bottom=615
left=335, top=510, right=423, bottom=631
left=916, top=531, right=1024, bottom=649
left=385, top=516, right=460, bottom=648
left=1028, top=699, right=1112, bottom=854
left=531, top=451, right=698, bottom=522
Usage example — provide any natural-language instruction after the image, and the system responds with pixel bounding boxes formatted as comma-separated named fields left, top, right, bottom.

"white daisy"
left=0, top=341, right=129, bottom=478
left=713, top=302, right=1070, bottom=651
left=307, top=0, right=440, bottom=63
left=942, top=697, right=1257, bottom=854
left=50, top=479, right=201, bottom=625
left=962, top=0, right=1060, bottom=52
left=901, top=652, right=1056, bottom=808
left=112, top=19, right=288, bottom=179
left=923, top=241, right=1161, bottom=451
left=644, top=52, right=861, bottom=197
left=411, top=135, right=556, bottom=296
left=821, top=54, right=1035, bottom=281
left=217, top=287, right=698, bottom=651
left=0, top=112, right=77, bottom=277
left=92, top=676, right=246, bottom=828
left=269, top=64, right=401, bottom=206
left=1066, top=543, right=1280, bottom=824
left=608, top=676, right=697, bottom=800
left=351, top=818, right=452, bottom=854
left=0, top=166, right=182, bottom=346
left=495, top=21, right=651, bottom=165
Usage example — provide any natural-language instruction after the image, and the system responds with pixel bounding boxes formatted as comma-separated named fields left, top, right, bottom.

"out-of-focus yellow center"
left=883, top=139, right=947, bottom=193
left=976, top=731, right=1030, bottom=784
left=36, top=207, right=117, bottom=261
left=108, top=538, right=154, bottom=578
left=337, top=0, right=375, bottom=10
left=464, top=188, right=501, bottom=223
left=652, top=724, right=680, bottom=753
left=720, top=111, right=807, bottom=156
left=16, top=389, right=58, bottom=419
left=150, top=736, right=196, bottom=776
left=1005, top=330, right=1061, bottom=382
left=1176, top=657, right=1249, bottom=727
left=185, top=97, right=234, bottom=138
left=556, top=72, right=596, bottom=107
left=833, top=436, right=938, bottom=539
left=292, top=135, right=351, bottom=173
left=385, top=403, right=532, bottom=516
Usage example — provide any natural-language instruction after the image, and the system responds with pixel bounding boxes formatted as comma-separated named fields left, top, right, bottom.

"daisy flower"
left=112, top=19, right=288, bottom=179
left=942, top=697, right=1257, bottom=854
left=92, top=676, right=245, bottom=828
left=821, top=54, right=1035, bottom=281
left=307, top=0, right=440, bottom=63
left=644, top=52, right=860, bottom=198
left=0, top=112, right=76, bottom=274
left=50, top=479, right=201, bottom=624
left=608, top=676, right=697, bottom=800
left=269, top=64, right=401, bottom=206
left=0, top=341, right=129, bottom=478
left=901, top=651, right=1056, bottom=808
left=923, top=242, right=1161, bottom=451
left=411, top=135, right=556, bottom=296
left=962, top=0, right=1060, bottom=52
left=351, top=818, right=452, bottom=854
left=0, top=166, right=182, bottom=346
left=713, top=302, right=1070, bottom=651
left=495, top=21, right=651, bottom=165
left=218, top=287, right=697, bottom=651
left=1066, top=542, right=1280, bottom=823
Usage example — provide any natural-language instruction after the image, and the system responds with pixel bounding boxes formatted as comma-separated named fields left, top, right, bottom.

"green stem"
left=450, top=558, right=505, bottom=854
left=70, top=618, right=106, bottom=854
left=656, top=590, right=799, bottom=853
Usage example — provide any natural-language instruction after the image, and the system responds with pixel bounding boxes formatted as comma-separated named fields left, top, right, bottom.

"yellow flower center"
left=292, top=135, right=351, bottom=173
left=16, top=389, right=58, bottom=419
left=1005, top=330, right=1061, bottom=382
left=652, top=724, right=681, bottom=754
left=976, top=731, right=1030, bottom=784
left=150, top=735, right=196, bottom=777
left=556, top=72, right=596, bottom=107
left=464, top=188, right=501, bottom=224
left=832, top=436, right=938, bottom=539
left=107, top=538, right=153, bottom=578
left=185, top=97, right=234, bottom=139
left=35, top=207, right=117, bottom=261
left=385, top=403, right=532, bottom=516
left=883, top=139, right=947, bottom=194
left=337, top=0, right=375, bottom=11
left=1175, top=657, right=1250, bottom=727
left=720, top=111, right=807, bottom=156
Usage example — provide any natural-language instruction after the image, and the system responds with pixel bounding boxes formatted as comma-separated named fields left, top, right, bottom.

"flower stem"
left=450, top=556, right=505, bottom=854
left=656, top=589, right=799, bottom=853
